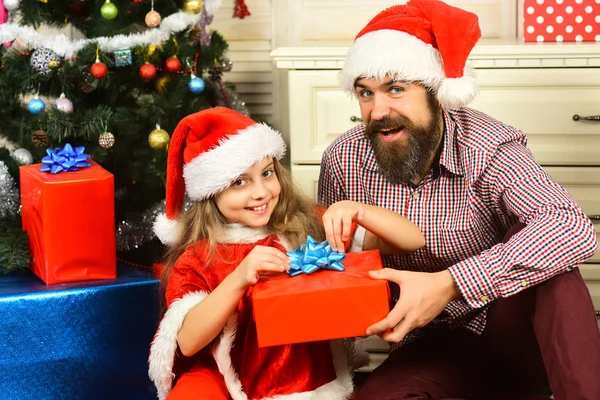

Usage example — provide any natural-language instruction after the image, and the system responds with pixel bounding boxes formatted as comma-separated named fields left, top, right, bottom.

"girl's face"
left=215, top=157, right=281, bottom=228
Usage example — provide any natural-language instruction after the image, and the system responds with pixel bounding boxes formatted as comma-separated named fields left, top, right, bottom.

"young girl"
left=148, top=107, right=425, bottom=400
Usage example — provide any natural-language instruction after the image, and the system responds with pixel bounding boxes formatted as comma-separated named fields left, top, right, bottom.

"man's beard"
left=365, top=106, right=443, bottom=186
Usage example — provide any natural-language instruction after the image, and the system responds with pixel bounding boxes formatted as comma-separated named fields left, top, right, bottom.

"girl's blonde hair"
left=159, top=158, right=325, bottom=299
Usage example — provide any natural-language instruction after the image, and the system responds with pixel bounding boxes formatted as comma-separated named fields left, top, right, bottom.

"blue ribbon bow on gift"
left=287, top=235, right=345, bottom=277
left=40, top=143, right=92, bottom=174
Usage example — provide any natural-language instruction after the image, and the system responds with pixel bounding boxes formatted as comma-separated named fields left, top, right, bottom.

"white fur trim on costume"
left=213, top=315, right=248, bottom=399
left=216, top=223, right=270, bottom=244
left=149, top=291, right=210, bottom=400
left=437, top=74, right=479, bottom=110
left=339, top=29, right=478, bottom=109
left=184, top=123, right=286, bottom=201
left=153, top=213, right=184, bottom=246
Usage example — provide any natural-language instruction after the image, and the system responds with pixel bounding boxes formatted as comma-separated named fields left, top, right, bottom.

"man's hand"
left=366, top=269, right=461, bottom=342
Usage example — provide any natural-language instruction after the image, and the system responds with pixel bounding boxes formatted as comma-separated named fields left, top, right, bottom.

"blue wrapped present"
left=0, top=262, right=159, bottom=399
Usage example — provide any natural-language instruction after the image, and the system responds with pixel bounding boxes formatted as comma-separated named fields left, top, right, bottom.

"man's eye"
left=359, top=90, right=373, bottom=98
left=390, top=87, right=404, bottom=94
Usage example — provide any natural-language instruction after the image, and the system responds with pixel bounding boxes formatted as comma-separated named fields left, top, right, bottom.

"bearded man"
left=318, top=1, right=600, bottom=399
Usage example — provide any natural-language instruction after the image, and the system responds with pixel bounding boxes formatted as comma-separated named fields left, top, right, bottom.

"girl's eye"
left=262, top=169, right=273, bottom=177
left=233, top=179, right=246, bottom=187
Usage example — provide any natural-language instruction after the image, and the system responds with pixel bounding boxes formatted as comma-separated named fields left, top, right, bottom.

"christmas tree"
left=0, top=0, right=252, bottom=273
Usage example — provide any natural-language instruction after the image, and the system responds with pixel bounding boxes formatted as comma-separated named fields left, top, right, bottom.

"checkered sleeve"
left=318, top=145, right=347, bottom=207
left=449, top=141, right=598, bottom=308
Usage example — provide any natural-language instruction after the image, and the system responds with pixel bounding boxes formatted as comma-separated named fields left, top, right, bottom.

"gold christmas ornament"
left=145, top=10, right=161, bottom=27
left=155, top=74, right=170, bottom=94
left=183, top=0, right=203, bottom=14
left=99, top=132, right=115, bottom=148
left=147, top=45, right=157, bottom=56
left=148, top=125, right=170, bottom=150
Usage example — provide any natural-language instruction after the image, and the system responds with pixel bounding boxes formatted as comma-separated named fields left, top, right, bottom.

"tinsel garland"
left=0, top=2, right=222, bottom=57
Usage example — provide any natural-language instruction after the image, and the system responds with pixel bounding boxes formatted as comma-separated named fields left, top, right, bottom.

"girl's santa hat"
left=154, top=107, right=286, bottom=245
left=339, top=0, right=482, bottom=110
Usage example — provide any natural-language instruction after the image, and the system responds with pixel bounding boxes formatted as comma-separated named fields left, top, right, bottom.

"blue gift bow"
left=40, top=143, right=92, bottom=174
left=287, top=235, right=345, bottom=277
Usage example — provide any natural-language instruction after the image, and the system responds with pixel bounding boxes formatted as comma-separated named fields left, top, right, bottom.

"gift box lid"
left=19, top=160, right=112, bottom=183
left=252, top=250, right=386, bottom=298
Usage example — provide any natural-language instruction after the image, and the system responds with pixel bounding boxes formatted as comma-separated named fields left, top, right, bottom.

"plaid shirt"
left=318, top=107, right=597, bottom=343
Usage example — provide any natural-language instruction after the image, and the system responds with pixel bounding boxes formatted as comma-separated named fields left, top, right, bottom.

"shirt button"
left=412, top=191, right=420, bottom=199
left=480, top=295, right=489, bottom=302
left=521, top=281, right=528, bottom=287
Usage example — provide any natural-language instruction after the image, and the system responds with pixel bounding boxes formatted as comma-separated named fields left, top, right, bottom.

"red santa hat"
left=154, top=107, right=286, bottom=245
left=339, top=0, right=482, bottom=110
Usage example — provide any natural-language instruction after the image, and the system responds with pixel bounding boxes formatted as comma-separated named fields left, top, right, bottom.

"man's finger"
left=380, top=318, right=413, bottom=343
left=368, top=268, right=403, bottom=283
left=366, top=300, right=409, bottom=335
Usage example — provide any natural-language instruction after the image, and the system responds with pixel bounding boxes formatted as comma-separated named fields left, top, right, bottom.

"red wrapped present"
left=20, top=160, right=116, bottom=285
left=252, top=250, right=389, bottom=347
left=523, top=0, right=599, bottom=43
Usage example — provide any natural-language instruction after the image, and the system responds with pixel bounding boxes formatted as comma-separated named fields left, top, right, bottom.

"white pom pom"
left=437, top=74, right=479, bottom=110
left=154, top=213, right=183, bottom=246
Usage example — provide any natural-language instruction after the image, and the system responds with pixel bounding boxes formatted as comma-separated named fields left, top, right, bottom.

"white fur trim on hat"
left=339, top=29, right=476, bottom=109
left=184, top=123, right=286, bottom=201
left=437, top=74, right=479, bottom=110
left=149, top=291, right=210, bottom=400
left=153, top=212, right=184, bottom=246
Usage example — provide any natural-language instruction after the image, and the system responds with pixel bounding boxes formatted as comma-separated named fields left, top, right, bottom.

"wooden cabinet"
left=273, top=42, right=600, bottom=369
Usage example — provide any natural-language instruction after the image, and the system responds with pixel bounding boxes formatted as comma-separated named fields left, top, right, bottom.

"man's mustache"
left=366, top=116, right=413, bottom=136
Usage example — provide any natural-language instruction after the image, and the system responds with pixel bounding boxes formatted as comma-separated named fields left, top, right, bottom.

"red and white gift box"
left=523, top=0, right=600, bottom=43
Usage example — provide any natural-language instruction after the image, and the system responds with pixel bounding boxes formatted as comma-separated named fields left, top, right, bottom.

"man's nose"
left=370, top=94, right=392, bottom=121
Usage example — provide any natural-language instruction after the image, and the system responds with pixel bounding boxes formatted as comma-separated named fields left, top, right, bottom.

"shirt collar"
left=438, top=110, right=463, bottom=177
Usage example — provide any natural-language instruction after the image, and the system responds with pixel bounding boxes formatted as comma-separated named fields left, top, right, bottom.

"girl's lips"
left=380, top=128, right=405, bottom=143
left=245, top=202, right=269, bottom=215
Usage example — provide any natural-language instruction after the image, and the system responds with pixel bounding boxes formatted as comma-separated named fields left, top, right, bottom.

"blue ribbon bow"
left=40, top=143, right=92, bottom=174
left=287, top=235, right=345, bottom=277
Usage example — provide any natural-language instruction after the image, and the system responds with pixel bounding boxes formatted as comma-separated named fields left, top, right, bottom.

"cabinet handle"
left=596, top=310, right=600, bottom=317
left=587, top=215, right=600, bottom=221
left=350, top=116, right=363, bottom=122
left=573, top=114, right=600, bottom=122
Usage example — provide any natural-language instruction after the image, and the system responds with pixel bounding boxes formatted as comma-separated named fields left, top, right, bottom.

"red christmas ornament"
left=164, top=56, right=181, bottom=73
left=233, top=0, right=251, bottom=19
left=90, top=60, right=108, bottom=79
left=140, top=62, right=157, bottom=80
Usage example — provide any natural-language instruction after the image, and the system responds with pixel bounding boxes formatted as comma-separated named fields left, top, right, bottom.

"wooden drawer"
left=288, top=69, right=600, bottom=165
left=288, top=70, right=360, bottom=164
left=471, top=68, right=600, bottom=166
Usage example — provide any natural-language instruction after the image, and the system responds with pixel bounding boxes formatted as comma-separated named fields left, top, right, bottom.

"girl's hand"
left=322, top=200, right=365, bottom=252
left=234, top=245, right=290, bottom=288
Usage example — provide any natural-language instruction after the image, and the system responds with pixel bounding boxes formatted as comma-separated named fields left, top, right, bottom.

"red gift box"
left=19, top=160, right=116, bottom=285
left=252, top=250, right=389, bottom=347
left=523, top=0, right=599, bottom=43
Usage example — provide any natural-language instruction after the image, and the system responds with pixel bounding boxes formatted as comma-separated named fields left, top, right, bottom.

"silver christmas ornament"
left=30, top=48, right=61, bottom=76
left=3, top=0, right=20, bottom=11
left=11, top=148, right=33, bottom=165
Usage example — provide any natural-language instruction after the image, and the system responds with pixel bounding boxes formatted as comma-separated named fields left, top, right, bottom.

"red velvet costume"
left=149, top=224, right=360, bottom=399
